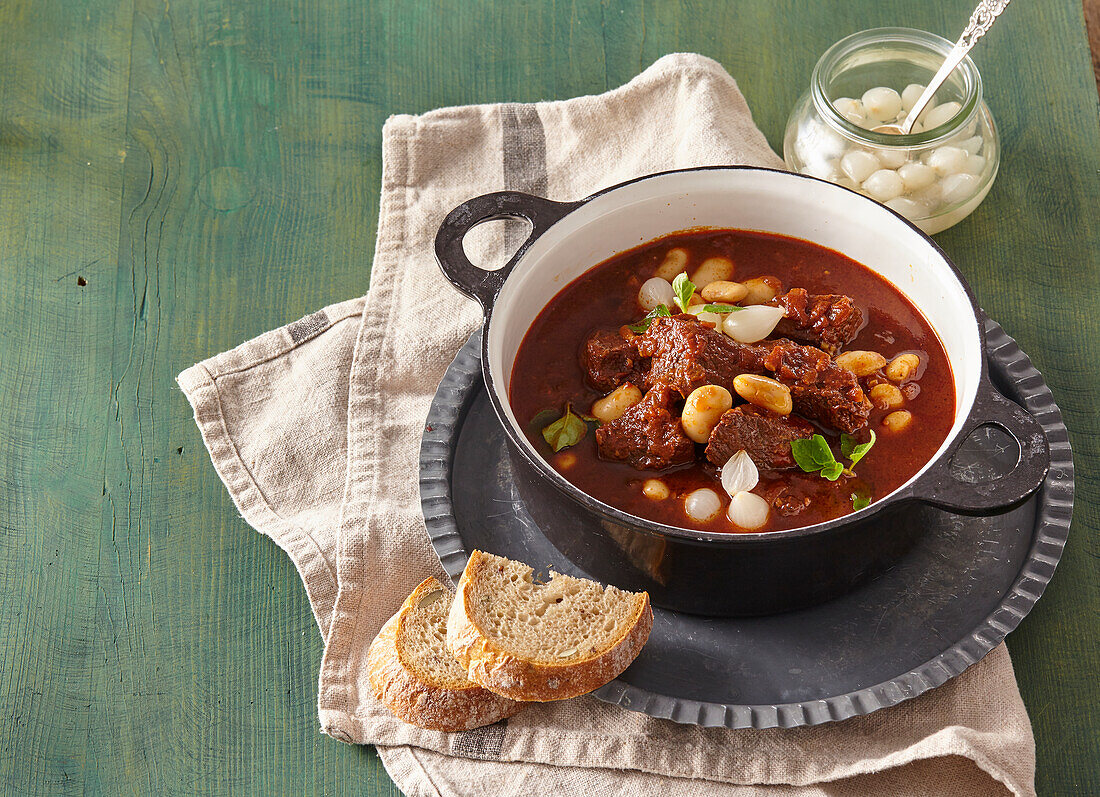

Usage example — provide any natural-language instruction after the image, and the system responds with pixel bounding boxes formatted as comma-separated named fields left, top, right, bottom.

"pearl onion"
left=862, top=169, right=904, bottom=202
left=800, top=157, right=840, bottom=181
left=727, top=491, right=770, bottom=530
left=799, top=119, right=847, bottom=160
left=638, top=277, right=675, bottom=311
left=901, top=83, right=925, bottom=112
left=684, top=488, right=722, bottom=522
left=911, top=183, right=943, bottom=212
left=960, top=136, right=984, bottom=155
left=921, top=101, right=962, bottom=130
left=875, top=147, right=908, bottom=169
left=941, top=172, right=980, bottom=204
left=926, top=146, right=968, bottom=176
left=841, top=150, right=878, bottom=183
left=898, top=162, right=936, bottom=191
left=721, top=305, right=785, bottom=344
left=884, top=197, right=926, bottom=220
left=832, top=97, right=865, bottom=126
left=836, top=177, right=860, bottom=191
left=964, top=154, right=986, bottom=175
left=861, top=87, right=902, bottom=123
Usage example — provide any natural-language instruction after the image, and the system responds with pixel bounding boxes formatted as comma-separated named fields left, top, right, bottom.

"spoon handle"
left=960, top=0, right=1012, bottom=48
left=900, top=0, right=1011, bottom=134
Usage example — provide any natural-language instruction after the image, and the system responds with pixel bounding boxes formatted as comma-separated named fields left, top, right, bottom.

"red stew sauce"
left=509, top=230, right=955, bottom=533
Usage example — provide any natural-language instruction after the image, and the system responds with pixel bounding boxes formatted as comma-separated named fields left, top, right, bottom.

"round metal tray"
left=419, top=317, right=1072, bottom=729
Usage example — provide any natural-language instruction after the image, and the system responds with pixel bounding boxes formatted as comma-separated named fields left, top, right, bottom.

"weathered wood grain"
left=0, top=0, right=1097, bottom=795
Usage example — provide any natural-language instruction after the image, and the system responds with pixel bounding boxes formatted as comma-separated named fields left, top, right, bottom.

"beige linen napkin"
left=178, top=54, right=1036, bottom=797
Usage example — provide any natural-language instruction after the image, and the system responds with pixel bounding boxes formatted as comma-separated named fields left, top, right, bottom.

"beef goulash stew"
left=509, top=230, right=955, bottom=534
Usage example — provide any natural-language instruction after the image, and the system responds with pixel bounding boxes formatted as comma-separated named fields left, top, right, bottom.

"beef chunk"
left=765, top=485, right=812, bottom=517
left=772, top=288, right=863, bottom=354
left=595, top=384, right=695, bottom=470
left=635, top=314, right=768, bottom=396
left=582, top=329, right=646, bottom=392
left=764, top=340, right=871, bottom=433
left=634, top=315, right=870, bottom=434
left=705, top=406, right=815, bottom=470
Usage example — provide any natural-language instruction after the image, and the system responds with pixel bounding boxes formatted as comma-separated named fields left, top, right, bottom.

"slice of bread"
left=446, top=550, right=653, bottom=702
left=367, top=577, right=523, bottom=731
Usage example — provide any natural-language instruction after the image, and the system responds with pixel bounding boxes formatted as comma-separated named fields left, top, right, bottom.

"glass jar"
left=784, top=28, right=999, bottom=234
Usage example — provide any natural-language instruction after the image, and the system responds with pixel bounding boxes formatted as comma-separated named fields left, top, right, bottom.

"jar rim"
left=811, top=27, right=983, bottom=148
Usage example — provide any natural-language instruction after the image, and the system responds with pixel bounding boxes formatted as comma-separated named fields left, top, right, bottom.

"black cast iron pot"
left=434, top=167, right=1049, bottom=616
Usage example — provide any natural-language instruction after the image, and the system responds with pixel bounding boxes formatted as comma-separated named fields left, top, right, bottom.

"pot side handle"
left=434, top=191, right=581, bottom=311
left=906, top=374, right=1050, bottom=515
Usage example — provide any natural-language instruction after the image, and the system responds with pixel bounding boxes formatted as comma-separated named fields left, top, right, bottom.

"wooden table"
left=2, top=1, right=1097, bottom=794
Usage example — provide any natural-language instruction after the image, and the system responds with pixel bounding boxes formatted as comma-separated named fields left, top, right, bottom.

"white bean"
left=898, top=162, right=936, bottom=191
left=685, top=488, right=722, bottom=522
left=901, top=83, right=925, bottom=112
left=591, top=384, right=643, bottom=422
left=921, top=101, right=962, bottom=130
left=841, top=150, right=878, bottom=183
left=638, top=277, right=675, bottom=311
left=862, top=169, right=904, bottom=202
left=700, top=280, right=748, bottom=303
left=681, top=385, right=733, bottom=443
left=722, top=305, right=785, bottom=343
left=727, top=491, right=770, bottom=530
left=882, top=410, right=914, bottom=433
left=835, top=350, right=887, bottom=376
left=733, top=374, right=793, bottom=415
left=690, top=256, right=734, bottom=289
left=926, top=146, right=968, bottom=176
left=861, top=87, right=902, bottom=123
left=740, top=277, right=781, bottom=305
left=654, top=247, right=689, bottom=281
left=941, top=172, right=980, bottom=204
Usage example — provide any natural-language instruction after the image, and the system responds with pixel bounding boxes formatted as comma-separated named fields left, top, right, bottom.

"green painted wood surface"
left=0, top=1, right=1097, bottom=794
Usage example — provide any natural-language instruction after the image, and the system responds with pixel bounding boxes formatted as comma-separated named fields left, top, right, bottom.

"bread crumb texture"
left=447, top=551, right=652, bottom=702
left=367, top=577, right=523, bottom=731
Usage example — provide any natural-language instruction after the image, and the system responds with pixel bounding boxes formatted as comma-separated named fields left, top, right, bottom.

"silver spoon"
left=874, top=0, right=1011, bottom=135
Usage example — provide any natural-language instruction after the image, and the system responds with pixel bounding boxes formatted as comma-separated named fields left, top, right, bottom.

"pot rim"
left=465, top=166, right=994, bottom=544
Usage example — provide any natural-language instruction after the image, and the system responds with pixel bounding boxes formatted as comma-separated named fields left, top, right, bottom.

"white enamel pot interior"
left=434, top=167, right=1049, bottom=542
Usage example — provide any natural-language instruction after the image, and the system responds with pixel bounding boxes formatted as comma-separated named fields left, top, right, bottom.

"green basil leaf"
left=851, top=493, right=871, bottom=511
left=846, top=430, right=876, bottom=466
left=541, top=404, right=588, bottom=452
left=627, top=303, right=671, bottom=333
left=790, top=438, right=822, bottom=473
left=808, top=434, right=835, bottom=467
left=528, top=408, right=562, bottom=434
left=792, top=434, right=846, bottom=482
left=701, top=303, right=739, bottom=313
left=574, top=409, right=599, bottom=423
left=672, top=272, right=695, bottom=313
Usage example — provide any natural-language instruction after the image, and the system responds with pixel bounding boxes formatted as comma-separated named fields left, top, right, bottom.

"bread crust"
left=446, top=551, right=654, bottom=702
left=367, top=577, right=524, bottom=732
